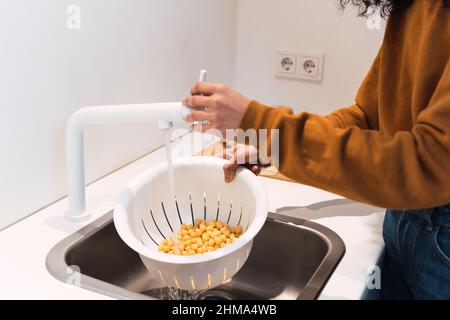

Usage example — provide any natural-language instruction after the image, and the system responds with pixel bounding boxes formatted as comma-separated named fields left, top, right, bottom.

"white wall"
left=0, top=0, right=386, bottom=230
left=235, top=0, right=385, bottom=113
left=0, top=0, right=237, bottom=229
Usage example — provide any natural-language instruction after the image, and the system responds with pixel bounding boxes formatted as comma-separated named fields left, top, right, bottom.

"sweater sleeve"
left=325, top=104, right=373, bottom=129
left=325, top=51, right=381, bottom=130
left=240, top=61, right=450, bottom=210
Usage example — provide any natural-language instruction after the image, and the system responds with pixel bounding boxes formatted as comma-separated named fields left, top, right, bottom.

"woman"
left=183, top=0, right=450, bottom=299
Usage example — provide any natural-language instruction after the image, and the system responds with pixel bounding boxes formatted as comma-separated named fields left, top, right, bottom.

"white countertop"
left=0, top=133, right=385, bottom=300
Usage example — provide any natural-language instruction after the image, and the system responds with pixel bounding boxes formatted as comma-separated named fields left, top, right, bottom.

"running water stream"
left=163, top=127, right=176, bottom=202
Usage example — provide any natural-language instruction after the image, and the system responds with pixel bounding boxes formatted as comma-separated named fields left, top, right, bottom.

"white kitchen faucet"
left=65, top=70, right=207, bottom=222
left=65, top=101, right=192, bottom=222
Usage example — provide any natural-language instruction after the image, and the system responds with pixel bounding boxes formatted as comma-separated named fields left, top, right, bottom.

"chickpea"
left=159, top=218, right=244, bottom=256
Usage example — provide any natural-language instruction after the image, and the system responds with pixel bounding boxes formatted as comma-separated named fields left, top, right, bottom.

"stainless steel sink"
left=46, top=211, right=345, bottom=300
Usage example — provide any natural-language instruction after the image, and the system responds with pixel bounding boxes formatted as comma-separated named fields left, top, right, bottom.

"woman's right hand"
left=182, top=83, right=251, bottom=136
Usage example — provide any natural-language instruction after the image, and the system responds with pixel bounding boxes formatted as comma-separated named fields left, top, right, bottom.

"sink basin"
left=46, top=211, right=345, bottom=300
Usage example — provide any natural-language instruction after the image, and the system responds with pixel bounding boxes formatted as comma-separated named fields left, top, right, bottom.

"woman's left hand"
left=182, top=82, right=251, bottom=136
left=221, top=143, right=265, bottom=183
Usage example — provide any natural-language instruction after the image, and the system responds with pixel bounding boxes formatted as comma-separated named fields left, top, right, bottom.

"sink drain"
left=141, top=287, right=201, bottom=300
left=141, top=287, right=237, bottom=300
left=199, top=290, right=237, bottom=300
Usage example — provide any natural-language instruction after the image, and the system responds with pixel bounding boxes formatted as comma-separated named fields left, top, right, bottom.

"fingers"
left=223, top=161, right=261, bottom=183
left=222, top=143, right=262, bottom=183
left=192, top=123, right=213, bottom=133
left=234, top=144, right=258, bottom=165
left=184, top=111, right=212, bottom=123
left=190, top=82, right=225, bottom=96
left=182, top=95, right=212, bottom=109
left=223, top=161, right=239, bottom=183
left=224, top=147, right=235, bottom=160
left=250, top=165, right=262, bottom=176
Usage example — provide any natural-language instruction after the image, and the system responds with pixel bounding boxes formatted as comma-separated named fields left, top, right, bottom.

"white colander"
left=113, top=156, right=268, bottom=291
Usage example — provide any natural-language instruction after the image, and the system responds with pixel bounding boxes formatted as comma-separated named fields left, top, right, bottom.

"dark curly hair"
left=340, top=0, right=450, bottom=18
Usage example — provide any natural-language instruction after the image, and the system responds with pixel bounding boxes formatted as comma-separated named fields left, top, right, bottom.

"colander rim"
left=113, top=156, right=268, bottom=265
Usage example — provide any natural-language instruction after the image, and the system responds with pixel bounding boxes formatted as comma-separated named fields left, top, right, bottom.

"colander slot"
left=190, top=276, right=196, bottom=290
left=173, top=275, right=181, bottom=289
left=237, top=206, right=243, bottom=226
left=215, top=193, right=220, bottom=221
left=207, top=273, right=212, bottom=288
left=189, top=193, right=195, bottom=226
left=236, top=258, right=241, bottom=273
left=175, top=198, right=183, bottom=226
left=160, top=202, right=174, bottom=233
left=158, top=270, right=165, bottom=283
left=141, top=219, right=159, bottom=246
left=150, top=209, right=167, bottom=239
left=245, top=215, right=250, bottom=232
left=203, top=191, right=207, bottom=221
left=223, top=267, right=228, bottom=283
left=226, top=203, right=245, bottom=228
left=226, top=201, right=233, bottom=225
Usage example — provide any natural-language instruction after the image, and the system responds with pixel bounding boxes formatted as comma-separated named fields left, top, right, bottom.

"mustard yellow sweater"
left=240, top=0, right=450, bottom=209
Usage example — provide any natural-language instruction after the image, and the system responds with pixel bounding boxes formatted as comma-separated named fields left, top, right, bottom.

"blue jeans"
left=381, top=204, right=450, bottom=299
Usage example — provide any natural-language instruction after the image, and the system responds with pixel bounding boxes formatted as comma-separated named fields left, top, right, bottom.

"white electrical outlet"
left=275, top=51, right=324, bottom=82
left=298, top=54, right=323, bottom=80
left=276, top=52, right=297, bottom=75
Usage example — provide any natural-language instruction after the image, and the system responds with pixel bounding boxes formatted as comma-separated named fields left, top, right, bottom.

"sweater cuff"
left=239, top=100, right=274, bottom=131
